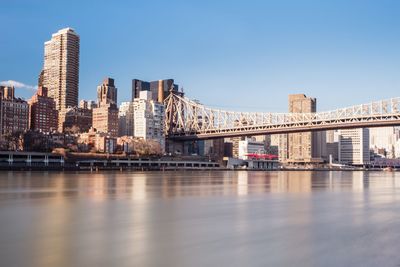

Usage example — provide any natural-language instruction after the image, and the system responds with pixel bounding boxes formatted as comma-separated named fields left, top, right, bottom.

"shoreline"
left=0, top=166, right=397, bottom=172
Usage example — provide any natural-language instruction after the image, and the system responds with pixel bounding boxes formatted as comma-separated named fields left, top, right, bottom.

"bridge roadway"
left=164, top=93, right=400, bottom=140
left=167, top=118, right=400, bottom=140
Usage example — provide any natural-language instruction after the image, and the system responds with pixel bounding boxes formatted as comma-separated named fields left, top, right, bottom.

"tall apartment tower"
left=42, top=28, right=80, bottom=131
left=287, top=94, right=325, bottom=163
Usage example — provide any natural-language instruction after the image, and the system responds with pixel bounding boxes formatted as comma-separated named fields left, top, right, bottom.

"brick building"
left=28, top=86, right=58, bottom=133
left=0, top=86, right=29, bottom=137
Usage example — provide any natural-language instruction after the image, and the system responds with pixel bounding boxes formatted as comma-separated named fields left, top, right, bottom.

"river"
left=0, top=171, right=400, bottom=267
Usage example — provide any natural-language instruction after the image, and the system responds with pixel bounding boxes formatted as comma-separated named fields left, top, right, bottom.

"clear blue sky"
left=1, top=0, right=400, bottom=112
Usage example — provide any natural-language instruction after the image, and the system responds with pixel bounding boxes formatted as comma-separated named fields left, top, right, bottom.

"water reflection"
left=237, top=171, right=248, bottom=196
left=1, top=171, right=400, bottom=200
left=1, top=171, right=400, bottom=267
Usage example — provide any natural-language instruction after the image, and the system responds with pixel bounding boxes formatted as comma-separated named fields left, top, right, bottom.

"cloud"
left=0, top=80, right=37, bottom=91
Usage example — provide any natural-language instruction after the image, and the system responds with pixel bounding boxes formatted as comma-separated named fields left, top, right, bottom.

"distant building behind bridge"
left=276, top=94, right=327, bottom=165
left=132, top=78, right=179, bottom=103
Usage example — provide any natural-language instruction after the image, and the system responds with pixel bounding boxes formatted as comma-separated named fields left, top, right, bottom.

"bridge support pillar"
left=166, top=139, right=185, bottom=155
left=166, top=139, right=208, bottom=156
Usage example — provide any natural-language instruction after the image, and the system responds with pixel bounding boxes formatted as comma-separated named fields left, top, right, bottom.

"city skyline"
left=2, top=3, right=400, bottom=267
left=2, top=0, right=400, bottom=112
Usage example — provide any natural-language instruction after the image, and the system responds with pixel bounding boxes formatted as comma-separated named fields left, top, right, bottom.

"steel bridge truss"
left=164, top=93, right=400, bottom=140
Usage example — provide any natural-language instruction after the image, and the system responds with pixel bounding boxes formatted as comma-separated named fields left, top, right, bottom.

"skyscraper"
left=287, top=94, right=325, bottom=163
left=92, top=78, right=119, bottom=137
left=42, top=28, right=80, bottom=131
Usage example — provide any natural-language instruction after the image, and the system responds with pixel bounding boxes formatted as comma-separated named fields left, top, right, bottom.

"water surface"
left=1, top=171, right=400, bottom=267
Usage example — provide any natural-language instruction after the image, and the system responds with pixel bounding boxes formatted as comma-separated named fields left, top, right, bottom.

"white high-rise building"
left=42, top=28, right=80, bottom=131
left=338, top=128, right=370, bottom=165
left=369, top=127, right=396, bottom=158
left=118, top=102, right=134, bottom=137
left=133, top=91, right=165, bottom=151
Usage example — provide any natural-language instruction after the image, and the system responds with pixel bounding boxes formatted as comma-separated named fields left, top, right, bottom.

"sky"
left=1, top=0, right=400, bottom=112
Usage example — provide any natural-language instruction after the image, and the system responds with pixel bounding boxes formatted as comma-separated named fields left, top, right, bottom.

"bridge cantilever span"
left=164, top=93, right=400, bottom=140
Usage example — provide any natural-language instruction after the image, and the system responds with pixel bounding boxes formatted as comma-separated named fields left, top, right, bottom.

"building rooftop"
left=50, top=27, right=79, bottom=38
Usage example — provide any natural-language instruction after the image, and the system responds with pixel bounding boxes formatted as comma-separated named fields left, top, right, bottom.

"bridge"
left=164, top=92, right=400, bottom=140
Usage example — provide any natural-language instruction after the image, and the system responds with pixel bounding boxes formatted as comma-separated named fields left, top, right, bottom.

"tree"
left=133, top=139, right=163, bottom=157
left=3, top=131, right=24, bottom=151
